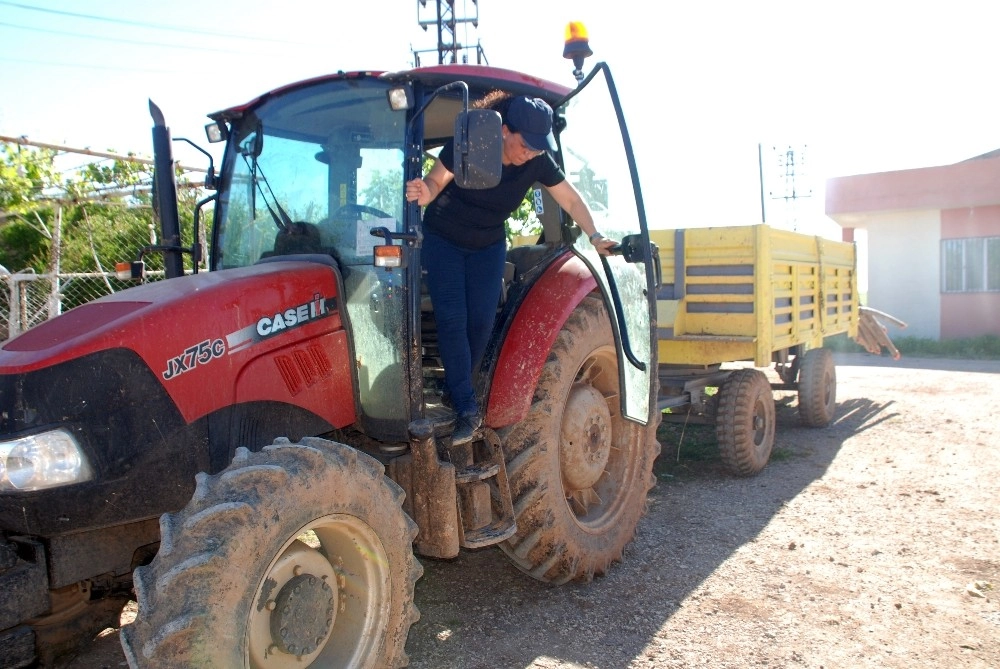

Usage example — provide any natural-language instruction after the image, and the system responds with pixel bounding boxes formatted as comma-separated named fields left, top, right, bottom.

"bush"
left=825, top=332, right=1000, bottom=360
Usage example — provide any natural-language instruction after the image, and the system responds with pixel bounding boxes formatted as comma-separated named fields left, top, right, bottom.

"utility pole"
left=414, top=0, right=487, bottom=66
left=764, top=144, right=811, bottom=231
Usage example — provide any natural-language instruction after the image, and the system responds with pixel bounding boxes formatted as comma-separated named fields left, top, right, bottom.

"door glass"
left=557, top=65, right=654, bottom=423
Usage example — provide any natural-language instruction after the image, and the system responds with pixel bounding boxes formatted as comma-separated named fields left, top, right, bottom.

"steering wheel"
left=331, top=204, right=392, bottom=221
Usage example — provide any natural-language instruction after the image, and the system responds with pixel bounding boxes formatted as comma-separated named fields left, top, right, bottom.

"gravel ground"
left=67, top=352, right=1000, bottom=668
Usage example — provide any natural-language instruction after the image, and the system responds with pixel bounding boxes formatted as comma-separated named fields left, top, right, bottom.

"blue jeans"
left=422, top=232, right=507, bottom=416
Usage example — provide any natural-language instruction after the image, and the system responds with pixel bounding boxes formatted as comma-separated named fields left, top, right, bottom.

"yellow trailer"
left=649, top=224, right=902, bottom=476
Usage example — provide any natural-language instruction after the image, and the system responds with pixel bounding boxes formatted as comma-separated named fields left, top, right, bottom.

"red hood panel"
left=0, top=262, right=353, bottom=425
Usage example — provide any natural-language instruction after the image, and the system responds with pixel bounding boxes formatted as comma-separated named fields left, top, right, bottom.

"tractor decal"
left=222, top=294, right=338, bottom=356
left=161, top=338, right=227, bottom=380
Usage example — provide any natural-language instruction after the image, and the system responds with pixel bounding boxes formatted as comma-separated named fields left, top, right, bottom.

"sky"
left=1, top=0, right=998, bottom=238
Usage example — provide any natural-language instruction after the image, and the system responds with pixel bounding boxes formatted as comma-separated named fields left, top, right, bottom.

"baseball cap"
left=507, top=96, right=558, bottom=152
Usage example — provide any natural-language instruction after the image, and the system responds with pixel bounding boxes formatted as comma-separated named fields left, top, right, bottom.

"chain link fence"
left=0, top=213, right=197, bottom=341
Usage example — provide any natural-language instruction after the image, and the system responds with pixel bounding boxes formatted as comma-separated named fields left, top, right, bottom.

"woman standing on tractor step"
left=406, top=92, right=617, bottom=445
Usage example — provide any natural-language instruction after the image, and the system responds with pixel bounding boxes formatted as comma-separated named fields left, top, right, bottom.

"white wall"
left=862, top=211, right=941, bottom=339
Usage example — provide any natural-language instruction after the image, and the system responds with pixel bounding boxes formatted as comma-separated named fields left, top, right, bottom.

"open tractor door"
left=0, top=25, right=659, bottom=669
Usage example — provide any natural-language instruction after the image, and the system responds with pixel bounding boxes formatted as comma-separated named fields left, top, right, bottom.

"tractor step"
left=454, top=461, right=500, bottom=483
left=451, top=427, right=516, bottom=549
left=460, top=518, right=518, bottom=549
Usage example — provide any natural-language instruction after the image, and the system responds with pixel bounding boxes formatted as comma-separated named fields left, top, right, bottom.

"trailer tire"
left=716, top=369, right=775, bottom=477
left=121, top=438, right=421, bottom=669
left=499, top=295, right=660, bottom=584
left=798, top=347, right=837, bottom=427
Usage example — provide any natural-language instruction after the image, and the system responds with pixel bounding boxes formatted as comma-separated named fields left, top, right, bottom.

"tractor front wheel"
left=121, top=438, right=421, bottom=669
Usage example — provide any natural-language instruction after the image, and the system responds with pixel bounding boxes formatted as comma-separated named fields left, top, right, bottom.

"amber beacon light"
left=563, top=21, right=593, bottom=84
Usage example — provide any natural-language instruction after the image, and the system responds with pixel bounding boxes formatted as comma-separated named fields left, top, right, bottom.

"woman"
left=406, top=93, right=616, bottom=444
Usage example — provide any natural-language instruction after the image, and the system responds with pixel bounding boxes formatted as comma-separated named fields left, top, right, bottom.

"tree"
left=0, top=145, right=61, bottom=271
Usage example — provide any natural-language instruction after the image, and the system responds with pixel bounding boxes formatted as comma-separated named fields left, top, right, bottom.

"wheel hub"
left=560, top=383, right=612, bottom=491
left=269, top=573, right=336, bottom=657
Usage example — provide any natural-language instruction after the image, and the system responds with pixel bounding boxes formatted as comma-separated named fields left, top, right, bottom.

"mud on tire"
left=798, top=347, right=837, bottom=427
left=498, top=295, right=661, bottom=584
left=716, top=368, right=776, bottom=477
left=121, top=438, right=421, bottom=669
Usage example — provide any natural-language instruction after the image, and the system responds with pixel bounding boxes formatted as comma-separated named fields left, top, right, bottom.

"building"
left=825, top=153, right=1000, bottom=340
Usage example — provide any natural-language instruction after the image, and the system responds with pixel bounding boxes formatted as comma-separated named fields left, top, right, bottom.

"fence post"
left=48, top=204, right=63, bottom=319
left=1, top=271, right=15, bottom=339
left=12, top=274, right=25, bottom=338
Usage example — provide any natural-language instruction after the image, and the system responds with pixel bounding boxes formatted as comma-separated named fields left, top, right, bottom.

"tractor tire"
left=121, top=438, right=421, bottom=669
left=798, top=347, right=837, bottom=427
left=499, top=295, right=661, bottom=584
left=716, top=368, right=775, bottom=477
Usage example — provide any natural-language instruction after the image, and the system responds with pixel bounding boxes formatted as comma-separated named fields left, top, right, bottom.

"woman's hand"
left=405, top=178, right=432, bottom=207
left=593, top=236, right=618, bottom=256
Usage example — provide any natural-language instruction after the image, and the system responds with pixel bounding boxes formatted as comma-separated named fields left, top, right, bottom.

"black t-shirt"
left=422, top=138, right=566, bottom=249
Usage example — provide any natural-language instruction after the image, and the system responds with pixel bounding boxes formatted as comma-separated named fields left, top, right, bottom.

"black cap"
left=507, top=96, right=557, bottom=152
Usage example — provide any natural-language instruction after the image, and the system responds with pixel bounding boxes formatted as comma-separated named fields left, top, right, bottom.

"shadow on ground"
left=402, top=387, right=896, bottom=668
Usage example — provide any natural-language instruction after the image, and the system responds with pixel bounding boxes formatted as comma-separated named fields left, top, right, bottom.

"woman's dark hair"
left=473, top=90, right=513, bottom=120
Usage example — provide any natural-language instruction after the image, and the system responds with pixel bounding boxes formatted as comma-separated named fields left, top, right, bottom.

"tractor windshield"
left=213, top=78, right=406, bottom=270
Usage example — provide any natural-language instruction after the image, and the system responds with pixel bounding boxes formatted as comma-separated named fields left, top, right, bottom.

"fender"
left=486, top=252, right=598, bottom=427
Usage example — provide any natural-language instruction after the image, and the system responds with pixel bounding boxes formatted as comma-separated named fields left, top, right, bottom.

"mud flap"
left=388, top=419, right=461, bottom=559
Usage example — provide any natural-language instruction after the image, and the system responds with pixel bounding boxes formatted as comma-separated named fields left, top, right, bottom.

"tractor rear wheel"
left=499, top=295, right=660, bottom=584
left=121, top=438, right=421, bottom=669
left=798, top=347, right=837, bottom=427
left=716, top=368, right=775, bottom=477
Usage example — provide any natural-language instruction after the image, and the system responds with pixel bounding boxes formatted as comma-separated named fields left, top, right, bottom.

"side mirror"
left=452, top=109, right=502, bottom=189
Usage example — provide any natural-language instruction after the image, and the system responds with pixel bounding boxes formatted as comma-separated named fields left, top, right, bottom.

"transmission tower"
left=764, top=144, right=811, bottom=231
left=414, top=0, right=487, bottom=66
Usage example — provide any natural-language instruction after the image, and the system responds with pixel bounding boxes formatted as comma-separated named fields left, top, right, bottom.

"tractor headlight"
left=0, top=429, right=93, bottom=492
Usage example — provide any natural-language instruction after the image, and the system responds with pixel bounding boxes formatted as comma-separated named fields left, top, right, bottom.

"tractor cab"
left=201, top=63, right=656, bottom=448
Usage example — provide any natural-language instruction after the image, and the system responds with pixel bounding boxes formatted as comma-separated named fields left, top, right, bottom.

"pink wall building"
left=826, top=153, right=1000, bottom=340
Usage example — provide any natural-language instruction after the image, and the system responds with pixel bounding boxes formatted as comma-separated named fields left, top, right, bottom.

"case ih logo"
left=160, top=294, right=337, bottom=381
left=225, top=294, right=337, bottom=355
left=255, top=294, right=333, bottom=338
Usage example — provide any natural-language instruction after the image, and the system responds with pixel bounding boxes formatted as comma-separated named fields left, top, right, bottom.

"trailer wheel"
left=499, top=295, right=660, bottom=584
left=716, top=369, right=775, bottom=476
left=798, top=347, right=837, bottom=427
left=121, top=438, right=421, bottom=669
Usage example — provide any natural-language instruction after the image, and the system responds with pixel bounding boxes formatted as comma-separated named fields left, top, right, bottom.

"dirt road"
left=67, top=353, right=1000, bottom=668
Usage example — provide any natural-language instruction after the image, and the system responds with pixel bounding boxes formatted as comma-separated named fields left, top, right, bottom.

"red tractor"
left=0, top=40, right=661, bottom=667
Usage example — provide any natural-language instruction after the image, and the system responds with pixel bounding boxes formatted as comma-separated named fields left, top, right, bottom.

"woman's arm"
left=545, top=180, right=618, bottom=255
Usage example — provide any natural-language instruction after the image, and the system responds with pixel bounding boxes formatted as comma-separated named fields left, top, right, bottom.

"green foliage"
left=1, top=144, right=206, bottom=277
left=360, top=168, right=404, bottom=219
left=0, top=144, right=61, bottom=214
left=0, top=218, right=48, bottom=271
left=825, top=331, right=1000, bottom=360
left=506, top=196, right=542, bottom=244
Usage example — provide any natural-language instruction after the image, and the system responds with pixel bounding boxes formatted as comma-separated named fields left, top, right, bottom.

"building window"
left=942, top=237, right=1000, bottom=292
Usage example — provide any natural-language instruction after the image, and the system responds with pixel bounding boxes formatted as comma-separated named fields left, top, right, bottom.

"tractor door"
left=554, top=64, right=657, bottom=423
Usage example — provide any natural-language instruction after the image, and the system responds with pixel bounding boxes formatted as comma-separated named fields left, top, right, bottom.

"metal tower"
left=761, top=143, right=811, bottom=231
left=414, top=0, right=487, bottom=66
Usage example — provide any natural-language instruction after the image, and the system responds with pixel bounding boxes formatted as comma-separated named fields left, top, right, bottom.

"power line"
left=0, top=0, right=313, bottom=46
left=0, top=20, right=270, bottom=56
left=0, top=54, right=180, bottom=74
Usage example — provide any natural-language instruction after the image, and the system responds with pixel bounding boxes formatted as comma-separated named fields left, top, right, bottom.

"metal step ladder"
left=447, top=426, right=517, bottom=549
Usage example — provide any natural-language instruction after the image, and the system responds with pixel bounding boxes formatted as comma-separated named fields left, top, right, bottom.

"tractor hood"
left=0, top=261, right=350, bottom=425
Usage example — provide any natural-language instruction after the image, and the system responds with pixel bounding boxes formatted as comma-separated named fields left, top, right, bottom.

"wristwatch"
left=589, top=231, right=604, bottom=242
